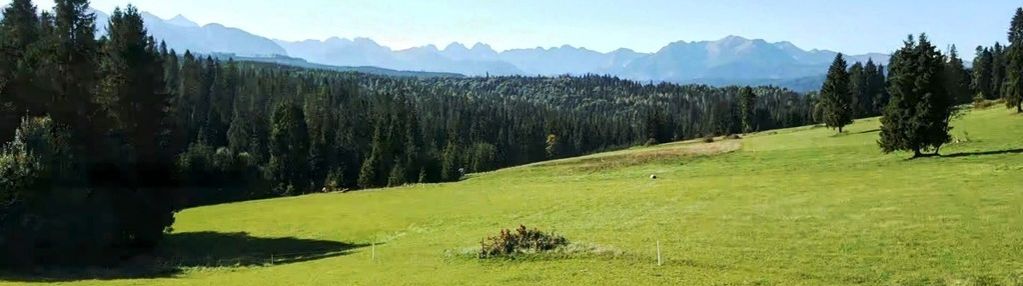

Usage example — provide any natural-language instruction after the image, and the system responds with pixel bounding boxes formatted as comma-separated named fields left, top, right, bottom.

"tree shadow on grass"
left=0, top=231, right=368, bottom=282
left=852, top=128, right=881, bottom=135
left=941, top=148, right=1023, bottom=158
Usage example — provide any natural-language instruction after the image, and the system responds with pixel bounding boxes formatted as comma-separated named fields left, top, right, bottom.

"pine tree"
left=49, top=0, right=102, bottom=150
left=863, top=60, right=885, bottom=116
left=99, top=5, right=170, bottom=172
left=973, top=46, right=995, bottom=100
left=992, top=43, right=1007, bottom=99
left=386, top=161, right=406, bottom=187
left=440, top=140, right=461, bottom=181
left=944, top=45, right=973, bottom=105
left=848, top=62, right=870, bottom=117
left=870, top=63, right=890, bottom=115
left=1004, top=8, right=1023, bottom=112
left=738, top=86, right=757, bottom=133
left=268, top=102, right=309, bottom=194
left=820, top=53, right=853, bottom=133
left=0, top=0, right=41, bottom=142
left=880, top=34, right=955, bottom=158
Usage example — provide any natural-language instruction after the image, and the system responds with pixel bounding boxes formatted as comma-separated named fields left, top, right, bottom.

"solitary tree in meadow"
left=820, top=54, right=853, bottom=133
left=880, top=34, right=956, bottom=158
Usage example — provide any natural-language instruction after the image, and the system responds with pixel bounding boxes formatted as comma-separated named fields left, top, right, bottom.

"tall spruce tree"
left=880, top=34, right=955, bottom=158
left=863, top=60, right=886, bottom=115
left=738, top=86, right=757, bottom=133
left=848, top=62, right=870, bottom=118
left=820, top=53, right=853, bottom=133
left=944, top=45, right=973, bottom=105
left=973, top=46, right=995, bottom=100
left=268, top=102, right=310, bottom=194
left=50, top=0, right=101, bottom=144
left=0, top=0, right=41, bottom=142
left=992, top=43, right=1007, bottom=99
left=1004, top=8, right=1023, bottom=112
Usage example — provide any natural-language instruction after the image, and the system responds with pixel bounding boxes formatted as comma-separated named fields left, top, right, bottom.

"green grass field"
left=8, top=106, right=1023, bottom=285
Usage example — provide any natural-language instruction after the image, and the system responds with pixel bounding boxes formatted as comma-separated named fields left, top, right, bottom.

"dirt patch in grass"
left=562, top=140, right=741, bottom=172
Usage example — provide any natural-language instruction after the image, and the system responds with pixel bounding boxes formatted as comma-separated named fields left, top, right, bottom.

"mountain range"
left=89, top=10, right=889, bottom=91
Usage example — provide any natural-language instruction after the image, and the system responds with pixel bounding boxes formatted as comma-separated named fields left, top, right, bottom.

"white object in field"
left=650, top=174, right=658, bottom=180
left=656, top=240, right=662, bottom=266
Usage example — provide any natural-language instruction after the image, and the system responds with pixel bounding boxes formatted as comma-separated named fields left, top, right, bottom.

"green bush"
left=479, top=225, right=568, bottom=258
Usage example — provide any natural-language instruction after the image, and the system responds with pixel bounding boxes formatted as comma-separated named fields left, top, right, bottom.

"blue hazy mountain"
left=277, top=35, right=887, bottom=91
left=76, top=8, right=890, bottom=91
left=88, top=9, right=285, bottom=56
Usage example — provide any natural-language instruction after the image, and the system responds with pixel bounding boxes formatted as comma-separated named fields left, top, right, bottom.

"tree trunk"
left=1017, top=103, right=1021, bottom=113
left=838, top=126, right=843, bottom=133
left=913, top=148, right=923, bottom=159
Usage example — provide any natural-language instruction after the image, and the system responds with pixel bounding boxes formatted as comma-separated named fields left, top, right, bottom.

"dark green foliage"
left=1004, top=8, right=1023, bottom=112
left=175, top=143, right=266, bottom=206
left=268, top=103, right=310, bottom=195
left=944, top=46, right=973, bottom=105
left=973, top=46, right=995, bottom=100
left=0, top=1, right=182, bottom=267
left=739, top=86, right=757, bottom=133
left=992, top=43, right=1007, bottom=99
left=479, top=225, right=569, bottom=258
left=440, top=140, right=462, bottom=181
left=867, top=62, right=890, bottom=115
left=0, top=0, right=41, bottom=142
left=847, top=60, right=889, bottom=118
left=466, top=142, right=498, bottom=173
left=820, top=54, right=854, bottom=133
left=880, top=34, right=956, bottom=158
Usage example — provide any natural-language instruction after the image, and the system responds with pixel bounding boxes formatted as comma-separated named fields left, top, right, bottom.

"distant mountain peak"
left=167, top=14, right=199, bottom=27
left=470, top=42, right=493, bottom=51
left=444, top=42, right=469, bottom=52
left=721, top=35, right=750, bottom=41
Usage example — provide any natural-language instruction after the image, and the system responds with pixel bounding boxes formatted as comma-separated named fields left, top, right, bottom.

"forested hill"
left=215, top=54, right=465, bottom=79
left=175, top=59, right=818, bottom=205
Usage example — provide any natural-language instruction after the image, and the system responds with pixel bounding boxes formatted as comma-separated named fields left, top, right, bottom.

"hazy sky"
left=3, top=0, right=1021, bottom=57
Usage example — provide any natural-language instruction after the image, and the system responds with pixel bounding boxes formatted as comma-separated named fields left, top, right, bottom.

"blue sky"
left=4, top=0, right=1021, bottom=57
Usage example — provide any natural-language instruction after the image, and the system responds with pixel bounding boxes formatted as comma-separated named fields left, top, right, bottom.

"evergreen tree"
left=848, top=62, right=870, bottom=117
left=880, top=34, right=955, bottom=158
left=864, top=60, right=887, bottom=115
left=820, top=53, right=853, bottom=133
left=992, top=43, right=1007, bottom=99
left=1004, top=8, right=1023, bottom=112
left=944, top=45, right=973, bottom=105
left=440, top=140, right=461, bottom=181
left=99, top=5, right=171, bottom=173
left=49, top=0, right=102, bottom=151
left=738, top=86, right=757, bottom=133
left=386, top=161, right=406, bottom=187
left=973, top=46, right=995, bottom=100
left=268, top=103, right=309, bottom=194
left=0, top=0, right=42, bottom=142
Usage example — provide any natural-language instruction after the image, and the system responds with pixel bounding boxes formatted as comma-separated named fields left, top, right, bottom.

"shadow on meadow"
left=942, top=148, right=1023, bottom=158
left=0, top=231, right=367, bottom=282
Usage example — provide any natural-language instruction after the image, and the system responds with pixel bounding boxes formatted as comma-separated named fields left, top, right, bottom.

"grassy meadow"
left=7, top=106, right=1023, bottom=285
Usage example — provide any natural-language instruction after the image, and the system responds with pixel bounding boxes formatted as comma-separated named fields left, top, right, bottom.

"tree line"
left=816, top=8, right=1023, bottom=158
